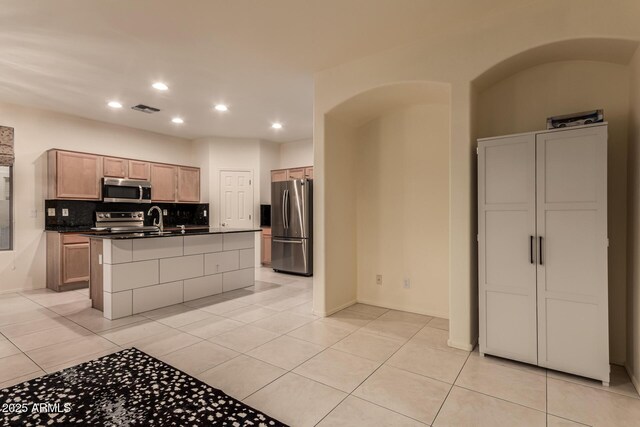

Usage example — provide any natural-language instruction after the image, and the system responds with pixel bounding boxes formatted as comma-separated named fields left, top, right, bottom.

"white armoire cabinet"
left=478, top=123, right=609, bottom=385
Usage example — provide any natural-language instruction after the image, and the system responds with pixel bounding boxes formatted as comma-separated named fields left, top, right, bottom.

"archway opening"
left=470, top=37, right=640, bottom=365
left=321, top=81, right=452, bottom=318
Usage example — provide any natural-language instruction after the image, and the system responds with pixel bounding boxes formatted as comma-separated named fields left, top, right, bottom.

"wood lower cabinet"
left=261, top=227, right=272, bottom=265
left=151, top=163, right=177, bottom=202
left=177, top=166, right=200, bottom=203
left=128, top=160, right=150, bottom=180
left=49, top=151, right=101, bottom=199
left=103, top=157, right=128, bottom=178
left=47, top=232, right=90, bottom=291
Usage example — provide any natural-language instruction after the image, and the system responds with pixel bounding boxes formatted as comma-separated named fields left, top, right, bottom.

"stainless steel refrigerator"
left=271, top=179, right=312, bottom=276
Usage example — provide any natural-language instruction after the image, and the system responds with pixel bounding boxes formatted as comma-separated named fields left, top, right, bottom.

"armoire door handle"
left=539, top=236, right=543, bottom=265
left=530, top=236, right=535, bottom=264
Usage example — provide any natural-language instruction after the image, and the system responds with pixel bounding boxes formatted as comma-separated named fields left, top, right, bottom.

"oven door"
left=103, top=178, right=152, bottom=203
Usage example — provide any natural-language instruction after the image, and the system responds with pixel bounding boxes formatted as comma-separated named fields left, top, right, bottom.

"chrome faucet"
left=147, top=206, right=164, bottom=233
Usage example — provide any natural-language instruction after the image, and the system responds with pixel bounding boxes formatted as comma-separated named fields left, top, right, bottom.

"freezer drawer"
left=272, top=238, right=312, bottom=276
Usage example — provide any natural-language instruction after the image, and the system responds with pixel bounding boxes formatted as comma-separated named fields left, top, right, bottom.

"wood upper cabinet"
left=47, top=149, right=199, bottom=202
left=177, top=166, right=200, bottom=202
left=128, top=160, right=151, bottom=180
left=288, top=168, right=305, bottom=180
left=304, top=167, right=314, bottom=179
left=271, top=166, right=313, bottom=183
left=271, top=170, right=287, bottom=182
left=151, top=163, right=177, bottom=201
left=50, top=150, right=102, bottom=199
left=103, top=157, right=128, bottom=178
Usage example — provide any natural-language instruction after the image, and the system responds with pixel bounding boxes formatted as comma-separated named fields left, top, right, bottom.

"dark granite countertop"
left=45, top=225, right=211, bottom=233
left=84, top=228, right=261, bottom=239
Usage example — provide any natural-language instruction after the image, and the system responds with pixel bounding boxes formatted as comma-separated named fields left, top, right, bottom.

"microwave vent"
left=131, top=104, right=161, bottom=114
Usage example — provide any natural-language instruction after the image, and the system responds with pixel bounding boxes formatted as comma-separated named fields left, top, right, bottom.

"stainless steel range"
left=92, top=211, right=159, bottom=233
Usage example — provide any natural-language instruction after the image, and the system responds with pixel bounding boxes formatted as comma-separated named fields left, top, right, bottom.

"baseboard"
left=625, top=363, right=640, bottom=394
left=448, top=338, right=477, bottom=352
left=355, top=298, right=449, bottom=319
left=313, top=299, right=357, bottom=317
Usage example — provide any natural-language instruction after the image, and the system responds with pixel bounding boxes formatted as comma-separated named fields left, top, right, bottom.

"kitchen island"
left=87, top=228, right=261, bottom=319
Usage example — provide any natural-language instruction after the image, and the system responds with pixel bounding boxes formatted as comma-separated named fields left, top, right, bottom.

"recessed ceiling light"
left=107, top=101, right=123, bottom=109
left=152, top=82, right=169, bottom=91
left=214, top=104, right=229, bottom=112
left=271, top=122, right=283, bottom=129
left=171, top=117, right=184, bottom=124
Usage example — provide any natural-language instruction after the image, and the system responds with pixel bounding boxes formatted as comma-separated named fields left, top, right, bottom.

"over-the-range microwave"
left=103, top=178, right=152, bottom=203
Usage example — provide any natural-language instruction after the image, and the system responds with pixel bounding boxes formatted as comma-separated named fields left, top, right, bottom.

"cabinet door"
left=177, top=166, right=200, bottom=202
left=56, top=151, right=101, bottom=199
left=150, top=163, right=177, bottom=202
left=288, top=168, right=305, bottom=180
left=478, top=134, right=537, bottom=365
left=304, top=167, right=314, bottom=179
left=536, top=125, right=609, bottom=382
left=271, top=170, right=287, bottom=182
left=261, top=233, right=272, bottom=265
left=62, top=243, right=90, bottom=284
left=128, top=160, right=150, bottom=180
left=103, top=157, right=128, bottom=178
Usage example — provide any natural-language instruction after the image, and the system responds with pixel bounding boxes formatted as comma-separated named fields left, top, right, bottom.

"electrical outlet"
left=204, top=210, right=207, bottom=217
left=403, top=278, right=411, bottom=289
left=62, top=208, right=69, bottom=217
left=162, top=209, right=168, bottom=216
left=376, top=275, right=382, bottom=286
left=47, top=208, right=56, bottom=217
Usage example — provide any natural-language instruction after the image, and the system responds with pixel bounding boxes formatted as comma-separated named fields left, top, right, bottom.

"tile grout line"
left=313, top=312, right=435, bottom=426
left=240, top=305, right=390, bottom=419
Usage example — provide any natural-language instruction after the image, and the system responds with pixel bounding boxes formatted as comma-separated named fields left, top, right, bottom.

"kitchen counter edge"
left=82, top=228, right=261, bottom=239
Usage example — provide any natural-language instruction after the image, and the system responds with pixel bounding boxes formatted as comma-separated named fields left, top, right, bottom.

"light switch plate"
left=62, top=208, right=69, bottom=217
left=47, top=208, right=56, bottom=217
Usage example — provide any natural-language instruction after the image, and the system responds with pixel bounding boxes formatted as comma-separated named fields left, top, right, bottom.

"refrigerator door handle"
left=273, top=239, right=303, bottom=244
left=285, top=189, right=290, bottom=229
left=282, top=189, right=288, bottom=229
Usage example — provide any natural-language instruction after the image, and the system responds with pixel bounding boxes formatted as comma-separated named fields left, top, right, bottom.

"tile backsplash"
left=44, top=200, right=209, bottom=230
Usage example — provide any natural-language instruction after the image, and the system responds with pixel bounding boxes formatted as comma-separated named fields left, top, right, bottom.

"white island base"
left=90, top=231, right=258, bottom=319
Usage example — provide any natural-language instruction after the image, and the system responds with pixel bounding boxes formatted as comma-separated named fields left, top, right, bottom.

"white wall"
left=356, top=104, right=450, bottom=317
left=0, top=102, right=193, bottom=293
left=314, top=4, right=640, bottom=352
left=260, top=140, right=280, bottom=205
left=279, top=138, right=313, bottom=169
left=626, top=47, right=640, bottom=390
left=477, top=60, right=630, bottom=365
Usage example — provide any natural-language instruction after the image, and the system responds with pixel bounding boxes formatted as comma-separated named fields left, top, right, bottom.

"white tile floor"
left=1, top=268, right=639, bottom=426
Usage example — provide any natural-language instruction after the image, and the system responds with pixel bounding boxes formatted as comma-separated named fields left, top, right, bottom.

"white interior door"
left=478, top=134, right=538, bottom=365
left=536, top=125, right=609, bottom=383
left=220, top=170, right=254, bottom=228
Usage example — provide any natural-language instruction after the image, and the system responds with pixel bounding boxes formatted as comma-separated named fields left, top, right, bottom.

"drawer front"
left=62, top=234, right=90, bottom=245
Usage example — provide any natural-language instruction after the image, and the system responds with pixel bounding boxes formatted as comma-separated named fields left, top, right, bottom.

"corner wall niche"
left=320, top=81, right=452, bottom=319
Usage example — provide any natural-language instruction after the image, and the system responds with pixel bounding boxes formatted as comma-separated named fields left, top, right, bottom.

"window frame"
left=0, top=165, right=12, bottom=251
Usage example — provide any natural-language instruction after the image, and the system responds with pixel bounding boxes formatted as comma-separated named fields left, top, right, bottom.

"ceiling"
left=0, top=0, right=511, bottom=142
